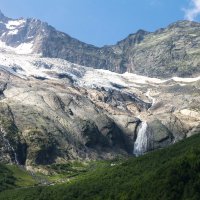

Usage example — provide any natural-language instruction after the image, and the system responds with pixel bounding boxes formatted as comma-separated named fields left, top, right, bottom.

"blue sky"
left=0, top=0, right=200, bottom=46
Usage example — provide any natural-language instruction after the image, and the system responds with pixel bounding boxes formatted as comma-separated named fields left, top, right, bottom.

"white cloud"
left=184, top=0, right=200, bottom=21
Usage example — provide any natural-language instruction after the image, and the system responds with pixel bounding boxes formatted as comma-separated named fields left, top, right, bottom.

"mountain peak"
left=0, top=10, right=5, bottom=18
left=167, top=20, right=200, bottom=29
left=0, top=10, right=9, bottom=21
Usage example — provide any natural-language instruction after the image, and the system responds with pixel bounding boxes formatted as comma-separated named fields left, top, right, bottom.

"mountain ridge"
left=0, top=11, right=199, bottom=171
left=1, top=11, right=200, bottom=77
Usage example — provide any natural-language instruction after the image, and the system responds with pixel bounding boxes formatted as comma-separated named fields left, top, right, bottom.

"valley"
left=0, top=10, right=200, bottom=199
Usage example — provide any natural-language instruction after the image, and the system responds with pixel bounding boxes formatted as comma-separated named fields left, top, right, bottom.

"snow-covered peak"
left=6, top=19, right=26, bottom=30
left=0, top=11, right=52, bottom=56
left=0, top=16, right=45, bottom=55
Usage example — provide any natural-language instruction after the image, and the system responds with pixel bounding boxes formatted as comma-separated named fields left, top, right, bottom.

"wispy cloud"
left=184, top=0, right=200, bottom=21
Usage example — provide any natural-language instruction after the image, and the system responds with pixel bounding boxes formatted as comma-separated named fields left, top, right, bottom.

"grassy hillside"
left=0, top=164, right=37, bottom=192
left=0, top=164, right=16, bottom=192
left=1, top=133, right=200, bottom=200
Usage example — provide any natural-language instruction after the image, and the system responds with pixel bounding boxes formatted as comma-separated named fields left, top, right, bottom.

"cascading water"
left=133, top=121, right=148, bottom=157
left=0, top=126, right=19, bottom=165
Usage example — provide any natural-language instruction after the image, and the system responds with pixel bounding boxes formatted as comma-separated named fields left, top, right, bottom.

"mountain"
left=0, top=11, right=199, bottom=175
left=0, top=11, right=118, bottom=72
left=1, top=12, right=200, bottom=77
left=47, top=20, right=200, bottom=77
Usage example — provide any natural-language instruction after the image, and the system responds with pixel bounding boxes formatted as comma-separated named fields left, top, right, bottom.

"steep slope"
left=0, top=11, right=199, bottom=172
left=1, top=132, right=200, bottom=200
left=114, top=21, right=200, bottom=77
left=1, top=11, right=200, bottom=77
left=0, top=51, right=199, bottom=171
left=0, top=164, right=37, bottom=192
left=0, top=10, right=121, bottom=72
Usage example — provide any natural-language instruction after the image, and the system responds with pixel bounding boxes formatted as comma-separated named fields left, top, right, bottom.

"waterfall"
left=0, top=126, right=19, bottom=165
left=133, top=122, right=148, bottom=156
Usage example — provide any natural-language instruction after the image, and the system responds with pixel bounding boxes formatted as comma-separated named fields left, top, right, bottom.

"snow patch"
left=172, top=76, right=200, bottom=83
left=7, top=29, right=19, bottom=35
left=0, top=49, right=200, bottom=89
left=123, top=72, right=166, bottom=84
left=6, top=19, right=25, bottom=30
left=0, top=41, right=14, bottom=51
left=0, top=41, right=33, bottom=54
left=15, top=42, right=33, bottom=54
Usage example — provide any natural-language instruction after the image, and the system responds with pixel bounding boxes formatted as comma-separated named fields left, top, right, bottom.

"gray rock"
left=1, top=12, right=200, bottom=78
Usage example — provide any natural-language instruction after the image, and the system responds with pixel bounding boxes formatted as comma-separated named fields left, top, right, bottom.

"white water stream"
left=133, top=122, right=148, bottom=156
left=0, top=126, right=19, bottom=165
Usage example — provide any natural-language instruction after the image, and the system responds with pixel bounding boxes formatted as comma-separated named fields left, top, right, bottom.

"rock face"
left=0, top=12, right=119, bottom=72
left=0, top=11, right=199, bottom=168
left=0, top=12, right=200, bottom=77
left=0, top=53, right=199, bottom=167
left=0, top=69, right=137, bottom=167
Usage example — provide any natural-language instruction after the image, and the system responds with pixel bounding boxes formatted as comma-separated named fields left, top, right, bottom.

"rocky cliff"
left=0, top=52, right=199, bottom=170
left=0, top=11, right=199, bottom=171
